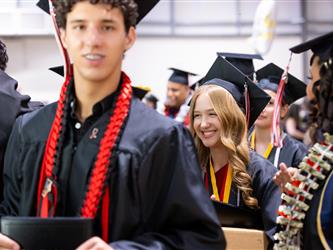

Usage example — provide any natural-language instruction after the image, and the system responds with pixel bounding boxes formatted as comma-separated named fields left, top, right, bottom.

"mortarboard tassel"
left=244, top=81, right=251, bottom=127
left=272, top=52, right=292, bottom=147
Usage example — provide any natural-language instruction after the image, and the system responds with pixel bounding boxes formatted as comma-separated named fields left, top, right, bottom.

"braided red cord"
left=37, top=75, right=71, bottom=214
left=37, top=0, right=73, bottom=216
left=81, top=73, right=132, bottom=218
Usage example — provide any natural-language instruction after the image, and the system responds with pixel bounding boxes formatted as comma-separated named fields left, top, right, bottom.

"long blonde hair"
left=190, top=84, right=258, bottom=209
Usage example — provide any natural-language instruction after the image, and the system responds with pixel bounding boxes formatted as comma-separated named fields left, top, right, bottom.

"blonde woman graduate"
left=189, top=55, right=281, bottom=246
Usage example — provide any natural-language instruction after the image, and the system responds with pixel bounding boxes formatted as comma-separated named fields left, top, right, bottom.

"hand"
left=273, top=163, right=298, bottom=192
left=0, top=233, right=20, bottom=250
left=210, top=194, right=217, bottom=201
left=76, top=236, right=114, bottom=250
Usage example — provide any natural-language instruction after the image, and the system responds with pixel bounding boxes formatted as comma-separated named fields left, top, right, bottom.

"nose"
left=200, top=115, right=210, bottom=129
left=85, top=26, right=102, bottom=47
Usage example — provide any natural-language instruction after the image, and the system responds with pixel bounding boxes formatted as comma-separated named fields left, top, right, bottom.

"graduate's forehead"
left=263, top=89, right=276, bottom=100
left=194, top=94, right=214, bottom=112
left=66, top=2, right=124, bottom=24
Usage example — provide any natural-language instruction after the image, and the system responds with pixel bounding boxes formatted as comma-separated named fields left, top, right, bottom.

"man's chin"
left=165, top=101, right=177, bottom=108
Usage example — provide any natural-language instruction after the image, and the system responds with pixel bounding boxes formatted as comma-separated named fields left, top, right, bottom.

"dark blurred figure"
left=143, top=93, right=159, bottom=110
left=284, top=102, right=305, bottom=141
left=0, top=40, right=43, bottom=201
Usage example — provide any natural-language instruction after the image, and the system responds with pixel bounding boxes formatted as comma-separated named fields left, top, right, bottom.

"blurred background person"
left=249, top=63, right=308, bottom=169
left=284, top=102, right=306, bottom=141
left=0, top=39, right=43, bottom=202
left=143, top=93, right=159, bottom=110
left=160, top=68, right=197, bottom=126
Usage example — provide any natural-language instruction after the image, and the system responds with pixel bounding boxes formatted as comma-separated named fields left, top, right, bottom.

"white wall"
left=3, top=34, right=305, bottom=104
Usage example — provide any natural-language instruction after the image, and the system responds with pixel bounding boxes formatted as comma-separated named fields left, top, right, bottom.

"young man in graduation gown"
left=0, top=1, right=225, bottom=249
left=0, top=40, right=43, bottom=203
left=274, top=31, right=333, bottom=250
left=160, top=68, right=196, bottom=126
left=249, top=63, right=308, bottom=168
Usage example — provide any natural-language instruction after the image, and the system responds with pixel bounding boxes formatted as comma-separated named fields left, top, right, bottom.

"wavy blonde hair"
left=190, top=84, right=258, bottom=209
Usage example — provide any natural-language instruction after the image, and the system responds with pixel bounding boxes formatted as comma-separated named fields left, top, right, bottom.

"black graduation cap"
left=168, top=68, right=197, bottom=86
left=217, top=52, right=263, bottom=80
left=256, top=63, right=306, bottom=105
left=49, top=65, right=148, bottom=100
left=201, top=56, right=270, bottom=128
left=36, top=0, right=160, bottom=24
left=49, top=65, right=64, bottom=76
left=131, top=86, right=150, bottom=100
left=190, top=77, right=204, bottom=91
left=290, top=31, right=333, bottom=62
left=144, top=93, right=159, bottom=103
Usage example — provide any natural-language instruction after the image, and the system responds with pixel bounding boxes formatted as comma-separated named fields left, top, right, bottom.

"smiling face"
left=60, top=1, right=136, bottom=84
left=193, top=93, right=222, bottom=149
left=166, top=82, right=189, bottom=108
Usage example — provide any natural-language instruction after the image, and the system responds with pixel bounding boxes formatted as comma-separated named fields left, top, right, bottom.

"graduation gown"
left=205, top=151, right=281, bottom=244
left=0, top=71, right=43, bottom=202
left=249, top=128, right=308, bottom=168
left=247, top=151, right=281, bottom=244
left=1, top=96, right=225, bottom=249
left=266, top=134, right=307, bottom=168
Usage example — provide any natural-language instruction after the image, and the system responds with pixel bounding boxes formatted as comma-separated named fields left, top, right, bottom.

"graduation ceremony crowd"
left=0, top=0, right=332, bottom=249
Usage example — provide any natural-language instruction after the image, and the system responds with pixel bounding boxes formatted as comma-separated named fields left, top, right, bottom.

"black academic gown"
left=266, top=134, right=307, bottom=168
left=247, top=151, right=281, bottom=244
left=248, top=128, right=308, bottom=169
left=221, top=151, right=280, bottom=244
left=1, top=96, right=225, bottom=249
left=0, top=70, right=43, bottom=202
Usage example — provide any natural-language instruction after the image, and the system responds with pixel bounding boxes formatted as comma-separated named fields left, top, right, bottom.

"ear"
left=185, top=85, right=190, bottom=94
left=124, top=26, right=136, bottom=51
left=59, top=28, right=68, bottom=49
left=280, top=104, right=289, bottom=119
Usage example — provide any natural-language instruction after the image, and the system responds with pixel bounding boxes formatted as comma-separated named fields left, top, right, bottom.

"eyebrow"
left=194, top=108, right=215, bottom=113
left=69, top=19, right=117, bottom=24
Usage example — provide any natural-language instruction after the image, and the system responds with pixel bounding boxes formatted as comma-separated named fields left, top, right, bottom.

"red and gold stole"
left=205, top=159, right=233, bottom=203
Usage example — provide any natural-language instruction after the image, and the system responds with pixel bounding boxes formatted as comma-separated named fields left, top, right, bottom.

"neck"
left=210, top=145, right=229, bottom=172
left=73, top=68, right=122, bottom=122
left=253, top=126, right=273, bottom=157
left=254, top=126, right=272, bottom=144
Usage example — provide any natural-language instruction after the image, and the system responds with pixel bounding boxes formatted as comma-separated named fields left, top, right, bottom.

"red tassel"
left=244, top=83, right=250, bottom=127
left=272, top=74, right=287, bottom=147
left=101, top=188, right=110, bottom=242
left=272, top=53, right=292, bottom=147
left=40, top=196, right=49, bottom=218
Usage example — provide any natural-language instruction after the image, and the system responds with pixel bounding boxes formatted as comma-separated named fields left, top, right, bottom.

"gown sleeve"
left=110, top=124, right=226, bottom=250
left=0, top=115, right=24, bottom=216
left=249, top=152, right=281, bottom=246
left=282, top=135, right=308, bottom=168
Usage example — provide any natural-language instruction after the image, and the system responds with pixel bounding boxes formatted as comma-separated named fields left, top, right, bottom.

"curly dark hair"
left=53, top=0, right=138, bottom=32
left=317, top=53, right=333, bottom=134
left=307, top=51, right=333, bottom=143
left=0, top=40, right=8, bottom=71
